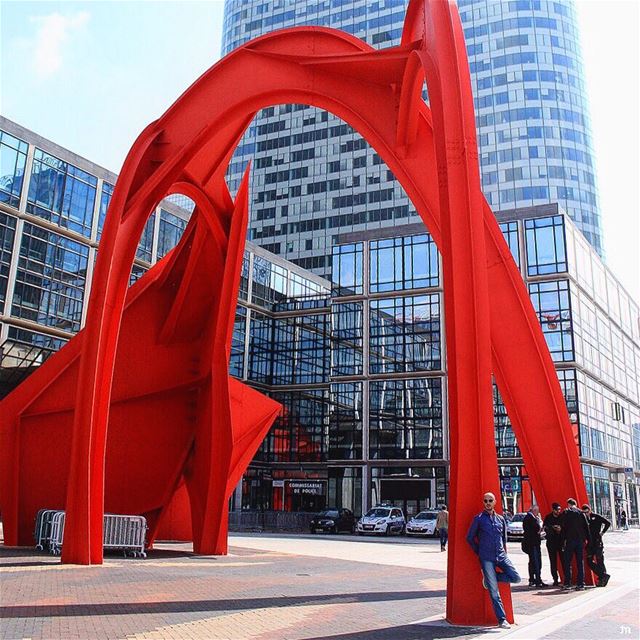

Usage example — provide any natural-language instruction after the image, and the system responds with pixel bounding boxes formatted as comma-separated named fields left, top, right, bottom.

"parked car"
left=506, top=512, right=527, bottom=539
left=309, top=508, right=356, bottom=534
left=356, top=506, right=406, bottom=536
left=406, top=510, right=439, bottom=537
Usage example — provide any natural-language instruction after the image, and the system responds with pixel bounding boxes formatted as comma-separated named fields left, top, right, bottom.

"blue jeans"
left=563, top=539, right=585, bottom=586
left=480, top=557, right=521, bottom=623
left=527, top=545, right=542, bottom=583
left=439, top=528, right=448, bottom=548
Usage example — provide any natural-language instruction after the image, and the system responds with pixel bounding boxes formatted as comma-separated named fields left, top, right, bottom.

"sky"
left=1, top=0, right=639, bottom=300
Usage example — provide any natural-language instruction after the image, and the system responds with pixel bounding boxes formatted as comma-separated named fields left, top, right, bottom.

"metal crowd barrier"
left=103, top=514, right=147, bottom=558
left=35, top=510, right=147, bottom=558
left=228, top=510, right=316, bottom=532
left=49, top=511, right=66, bottom=556
left=34, top=509, right=63, bottom=551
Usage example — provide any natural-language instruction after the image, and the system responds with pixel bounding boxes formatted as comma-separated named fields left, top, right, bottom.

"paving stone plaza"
left=1, top=529, right=637, bottom=640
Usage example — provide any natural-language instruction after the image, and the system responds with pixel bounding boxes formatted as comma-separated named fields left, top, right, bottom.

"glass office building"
left=1, top=119, right=636, bottom=526
left=228, top=203, right=638, bottom=525
left=222, top=0, right=603, bottom=281
left=0, top=116, right=191, bottom=395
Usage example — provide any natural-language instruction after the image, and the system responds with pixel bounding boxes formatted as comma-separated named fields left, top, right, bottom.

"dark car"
left=309, top=508, right=356, bottom=534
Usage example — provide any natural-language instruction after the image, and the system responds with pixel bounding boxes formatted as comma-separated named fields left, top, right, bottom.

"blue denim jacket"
left=466, top=511, right=508, bottom=561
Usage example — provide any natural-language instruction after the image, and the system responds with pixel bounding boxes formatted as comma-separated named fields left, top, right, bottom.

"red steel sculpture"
left=0, top=0, right=588, bottom=625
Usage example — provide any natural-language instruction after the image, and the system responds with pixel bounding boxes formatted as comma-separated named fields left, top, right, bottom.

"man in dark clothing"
left=582, top=504, right=611, bottom=587
left=522, top=505, right=547, bottom=587
left=466, top=492, right=521, bottom=629
left=543, top=502, right=564, bottom=586
left=560, top=498, right=591, bottom=590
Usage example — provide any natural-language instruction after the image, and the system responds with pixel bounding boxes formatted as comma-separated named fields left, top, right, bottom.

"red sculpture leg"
left=404, top=0, right=512, bottom=624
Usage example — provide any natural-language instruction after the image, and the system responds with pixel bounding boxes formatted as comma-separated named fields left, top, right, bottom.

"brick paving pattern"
left=1, top=530, right=637, bottom=639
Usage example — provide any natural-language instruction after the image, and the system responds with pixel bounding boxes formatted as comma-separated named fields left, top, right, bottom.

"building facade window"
left=7, top=325, right=67, bottom=350
left=239, top=251, right=250, bottom=301
left=136, top=213, right=155, bottom=263
left=369, top=377, right=443, bottom=460
left=370, top=466, right=447, bottom=516
left=370, top=234, right=438, bottom=293
left=248, top=310, right=272, bottom=383
left=499, top=220, right=520, bottom=268
left=230, top=306, right=247, bottom=378
left=129, top=263, right=147, bottom=286
left=329, top=382, right=363, bottom=460
left=272, top=313, right=329, bottom=385
left=157, top=209, right=187, bottom=259
left=0, top=212, right=17, bottom=305
left=259, top=389, right=329, bottom=463
left=331, top=301, right=363, bottom=377
left=494, top=384, right=519, bottom=458
left=369, top=294, right=441, bottom=373
left=331, top=242, right=363, bottom=296
left=328, top=466, right=362, bottom=516
left=252, top=255, right=287, bottom=307
left=27, top=149, right=97, bottom=238
left=12, top=223, right=89, bottom=333
left=0, top=130, right=28, bottom=209
left=97, top=182, right=114, bottom=240
left=525, top=215, right=567, bottom=275
left=528, top=279, right=573, bottom=361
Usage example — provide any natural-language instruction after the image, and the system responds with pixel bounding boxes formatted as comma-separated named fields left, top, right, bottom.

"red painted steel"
left=0, top=0, right=588, bottom=624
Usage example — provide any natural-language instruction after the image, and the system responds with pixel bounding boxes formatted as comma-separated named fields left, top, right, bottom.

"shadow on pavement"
left=0, top=561, right=60, bottom=569
left=305, top=623, right=495, bottom=639
left=0, top=590, right=444, bottom=619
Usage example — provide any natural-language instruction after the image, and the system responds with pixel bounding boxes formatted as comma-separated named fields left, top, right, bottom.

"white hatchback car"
left=406, top=510, right=439, bottom=537
left=356, top=506, right=406, bottom=536
left=507, top=512, right=527, bottom=540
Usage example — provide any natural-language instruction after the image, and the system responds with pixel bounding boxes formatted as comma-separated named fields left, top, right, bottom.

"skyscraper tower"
left=222, top=0, right=602, bottom=278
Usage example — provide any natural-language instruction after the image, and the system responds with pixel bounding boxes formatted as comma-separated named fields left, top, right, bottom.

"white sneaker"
left=499, top=620, right=511, bottom=629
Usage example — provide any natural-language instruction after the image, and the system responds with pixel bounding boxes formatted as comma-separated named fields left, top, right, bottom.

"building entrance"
left=376, top=479, right=435, bottom=518
left=285, top=480, right=326, bottom=512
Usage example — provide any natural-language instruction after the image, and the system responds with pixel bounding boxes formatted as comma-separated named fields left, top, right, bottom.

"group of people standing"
left=522, top=498, right=611, bottom=590
left=466, top=492, right=612, bottom=629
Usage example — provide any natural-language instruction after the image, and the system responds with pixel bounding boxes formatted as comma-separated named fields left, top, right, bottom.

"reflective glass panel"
left=96, top=182, right=114, bottom=240
left=0, top=130, right=28, bottom=209
left=157, top=209, right=187, bottom=258
left=258, top=389, right=329, bottom=463
left=0, top=212, right=17, bottom=305
left=230, top=306, right=247, bottom=378
left=499, top=220, right=520, bottom=267
left=529, top=279, right=573, bottom=361
left=331, top=302, right=363, bottom=376
left=12, top=223, right=89, bottom=332
left=369, top=378, right=443, bottom=459
left=27, top=149, right=97, bottom=237
left=370, top=234, right=438, bottom=293
left=369, top=294, right=441, bottom=373
left=329, top=382, right=363, bottom=460
left=331, top=243, right=363, bottom=296
left=525, top=215, right=567, bottom=275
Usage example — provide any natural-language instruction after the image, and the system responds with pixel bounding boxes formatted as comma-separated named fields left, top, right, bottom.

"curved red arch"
left=0, top=0, right=587, bottom=625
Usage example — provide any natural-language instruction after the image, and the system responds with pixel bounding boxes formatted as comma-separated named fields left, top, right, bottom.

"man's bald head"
left=483, top=492, right=496, bottom=513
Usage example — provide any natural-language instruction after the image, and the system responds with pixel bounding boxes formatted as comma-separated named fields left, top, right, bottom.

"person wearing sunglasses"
left=466, top=492, right=521, bottom=629
left=582, top=504, right=611, bottom=587
left=543, top=502, right=564, bottom=586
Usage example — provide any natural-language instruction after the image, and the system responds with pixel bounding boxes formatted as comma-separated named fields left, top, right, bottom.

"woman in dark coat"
left=523, top=505, right=547, bottom=587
